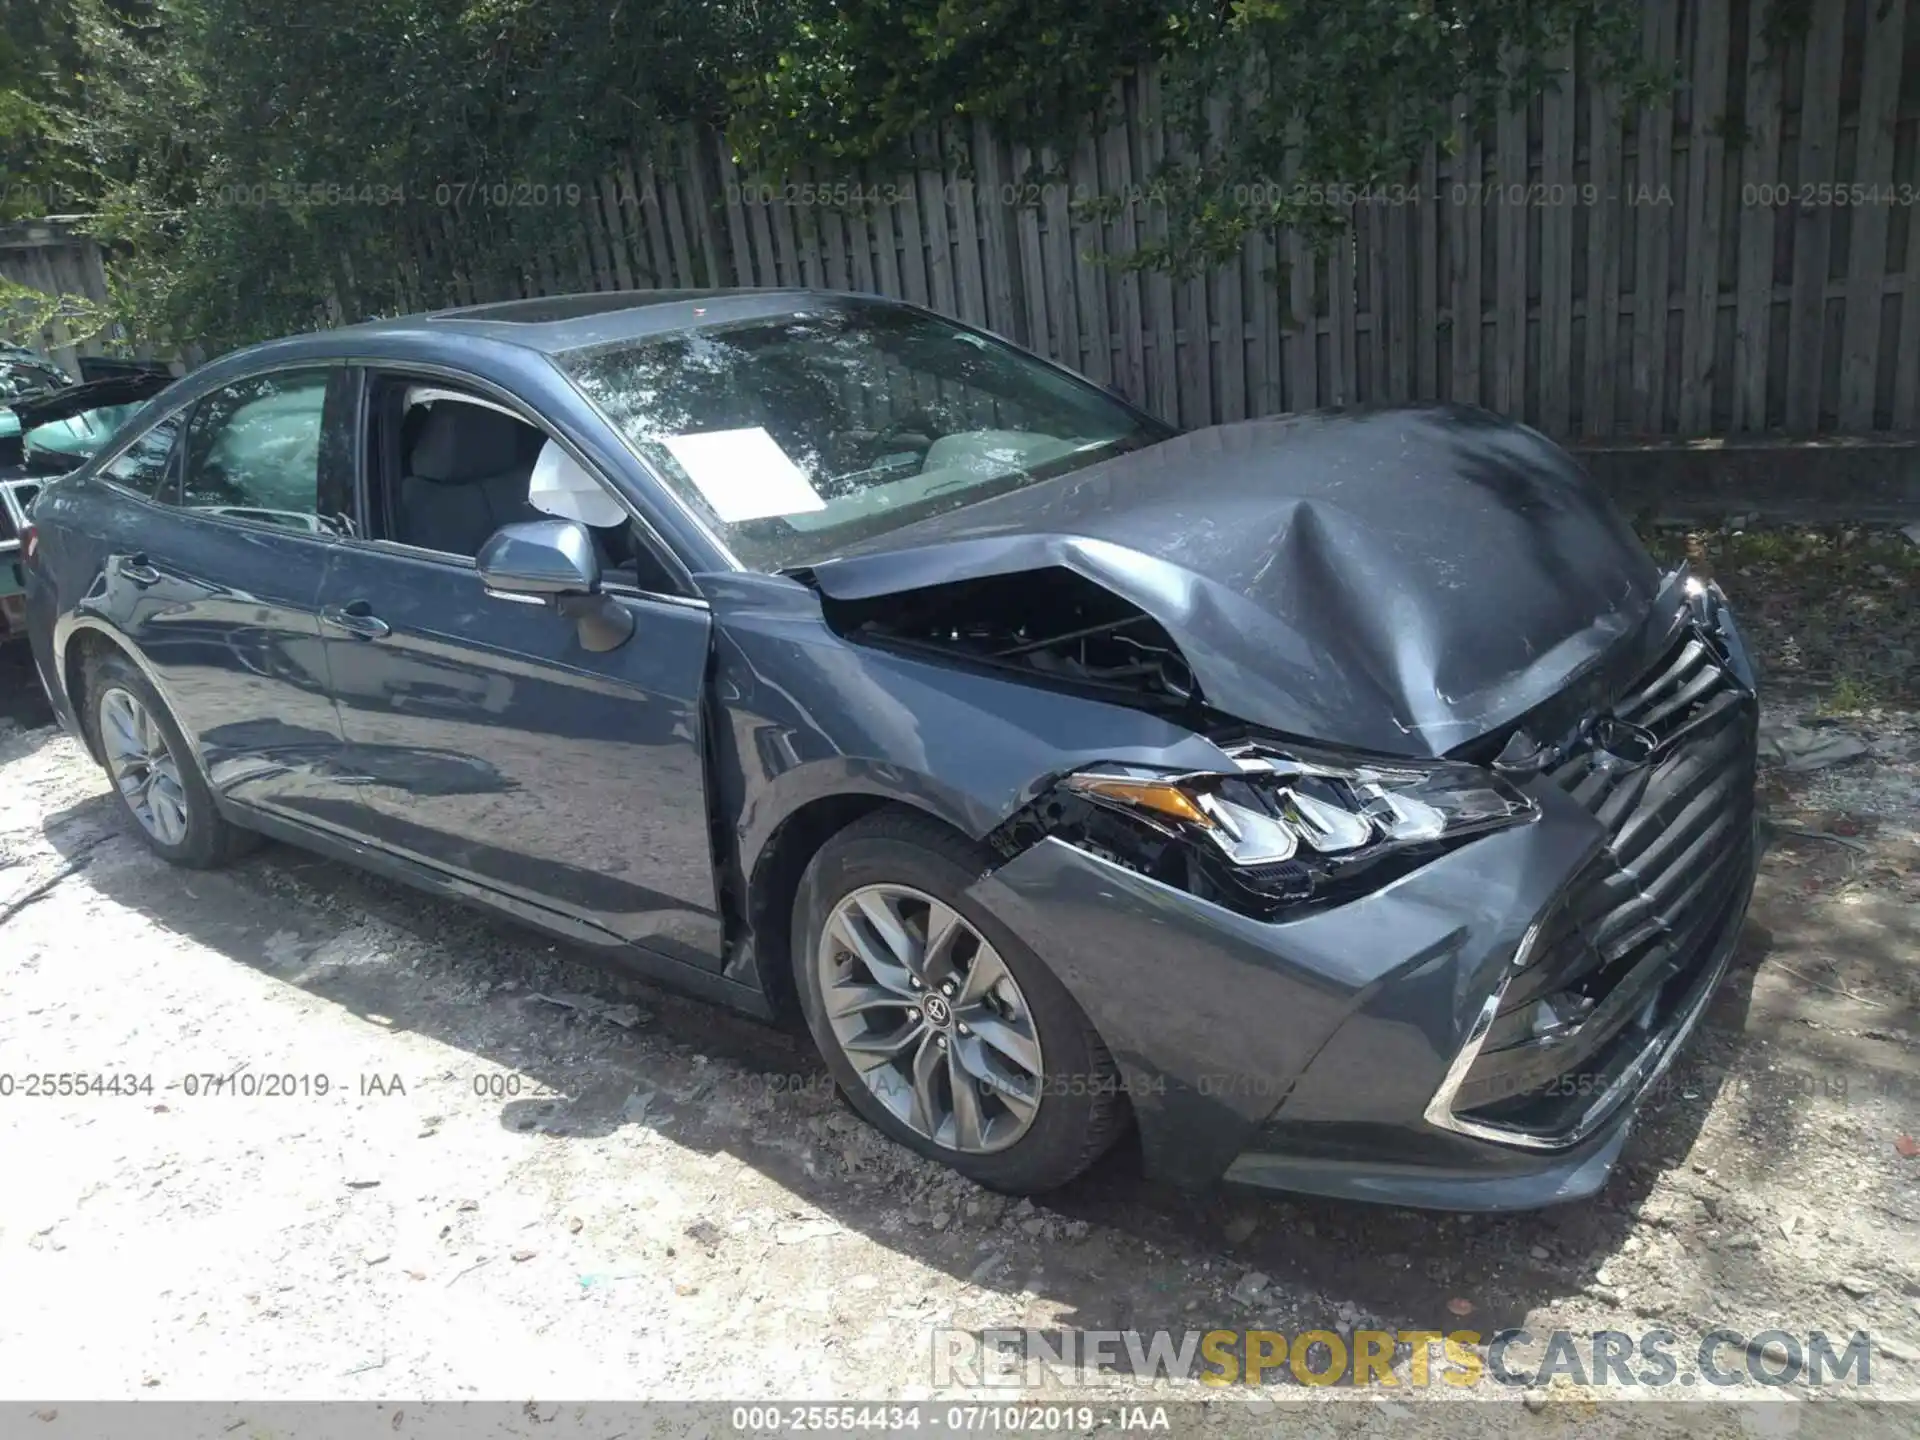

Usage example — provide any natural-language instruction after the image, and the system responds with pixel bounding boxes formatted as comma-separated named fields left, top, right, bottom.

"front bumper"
left=967, top=582, right=1759, bottom=1211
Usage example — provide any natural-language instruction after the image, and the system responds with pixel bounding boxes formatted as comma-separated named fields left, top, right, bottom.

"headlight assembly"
left=1036, top=741, right=1537, bottom=914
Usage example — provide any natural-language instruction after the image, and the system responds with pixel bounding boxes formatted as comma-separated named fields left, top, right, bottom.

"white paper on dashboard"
left=658, top=427, right=825, bottom=523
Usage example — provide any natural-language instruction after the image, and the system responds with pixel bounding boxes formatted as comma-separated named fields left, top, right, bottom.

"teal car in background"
left=2, top=355, right=178, bottom=642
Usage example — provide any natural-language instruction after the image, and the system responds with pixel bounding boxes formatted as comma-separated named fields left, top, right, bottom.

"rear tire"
left=793, top=809, right=1126, bottom=1193
left=85, top=649, right=258, bottom=869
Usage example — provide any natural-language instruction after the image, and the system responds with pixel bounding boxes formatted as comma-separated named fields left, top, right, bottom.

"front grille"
left=1450, top=626, right=1758, bottom=1137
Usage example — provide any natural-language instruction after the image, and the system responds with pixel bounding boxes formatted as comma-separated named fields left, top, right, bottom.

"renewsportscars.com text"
left=932, top=1327, right=1876, bottom=1389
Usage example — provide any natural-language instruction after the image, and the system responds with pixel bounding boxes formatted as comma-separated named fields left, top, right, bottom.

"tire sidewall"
left=88, top=653, right=225, bottom=867
left=793, top=821, right=1115, bottom=1192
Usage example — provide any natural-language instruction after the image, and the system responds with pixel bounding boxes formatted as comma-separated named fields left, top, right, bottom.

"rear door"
left=313, top=372, right=721, bottom=965
left=101, top=366, right=354, bottom=815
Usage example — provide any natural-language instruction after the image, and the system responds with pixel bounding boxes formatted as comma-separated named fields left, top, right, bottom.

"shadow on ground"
left=37, top=778, right=1915, bottom=1366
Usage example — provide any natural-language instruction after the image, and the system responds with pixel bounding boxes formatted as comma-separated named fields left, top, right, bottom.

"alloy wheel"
left=817, top=882, right=1045, bottom=1154
left=98, top=687, right=190, bottom=847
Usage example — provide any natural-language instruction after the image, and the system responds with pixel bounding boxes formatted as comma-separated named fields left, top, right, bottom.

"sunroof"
left=427, top=291, right=738, bottom=324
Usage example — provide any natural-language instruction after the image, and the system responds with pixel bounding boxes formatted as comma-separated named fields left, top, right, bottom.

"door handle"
left=320, top=601, right=392, bottom=641
left=115, top=554, right=162, bottom=587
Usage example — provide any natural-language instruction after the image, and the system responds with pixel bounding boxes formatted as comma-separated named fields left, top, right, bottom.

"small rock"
left=774, top=1219, right=840, bottom=1244
left=1523, top=1390, right=1548, bottom=1413
left=1877, top=1339, right=1915, bottom=1363
left=1838, top=1276, right=1876, bottom=1298
left=1013, top=1198, right=1035, bottom=1217
left=1223, top=1215, right=1258, bottom=1245
left=1754, top=1339, right=1791, bottom=1366
left=1063, top=1221, right=1090, bottom=1242
left=456, top=1200, right=479, bottom=1212
left=969, top=1251, right=1006, bottom=1283
left=1229, top=1271, right=1270, bottom=1307
left=361, top=1249, right=390, bottom=1266
left=621, top=1090, right=656, bottom=1123
left=1587, top=1284, right=1625, bottom=1305
left=1447, top=1297, right=1474, bottom=1317
left=1020, top=1218, right=1045, bottom=1238
left=931, top=1211, right=952, bottom=1231
left=1726, top=1231, right=1760, bottom=1250
left=567, top=1217, right=583, bottom=1235
left=511, top=1249, right=536, bottom=1263
left=345, top=1179, right=380, bottom=1190
left=1779, top=1214, right=1799, bottom=1239
left=1529, top=1245, right=1551, bottom=1261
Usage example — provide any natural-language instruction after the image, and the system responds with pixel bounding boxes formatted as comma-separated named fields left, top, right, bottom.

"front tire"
left=793, top=809, right=1126, bottom=1193
left=85, top=649, right=257, bottom=869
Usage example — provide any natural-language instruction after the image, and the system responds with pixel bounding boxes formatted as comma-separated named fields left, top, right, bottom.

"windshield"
left=558, top=304, right=1165, bottom=571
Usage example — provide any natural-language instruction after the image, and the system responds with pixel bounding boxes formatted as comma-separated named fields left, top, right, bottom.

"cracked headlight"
left=1054, top=742, right=1536, bottom=910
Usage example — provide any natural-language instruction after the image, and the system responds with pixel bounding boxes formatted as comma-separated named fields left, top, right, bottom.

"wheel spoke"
left=116, top=768, right=150, bottom=804
left=963, top=1012, right=1043, bottom=1078
left=102, top=695, right=142, bottom=760
left=947, top=1047, right=986, bottom=1150
left=826, top=982, right=911, bottom=1020
left=921, top=899, right=965, bottom=980
left=907, top=1032, right=945, bottom=1136
left=827, top=912, right=917, bottom=996
left=956, top=942, right=1012, bottom=1007
left=852, top=889, right=918, bottom=972
left=841, top=1017, right=924, bottom=1066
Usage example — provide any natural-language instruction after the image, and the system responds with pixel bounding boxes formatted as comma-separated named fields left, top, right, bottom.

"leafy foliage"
left=8, top=0, right=1651, bottom=350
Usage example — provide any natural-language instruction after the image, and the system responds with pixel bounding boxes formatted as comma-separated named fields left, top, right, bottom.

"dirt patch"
left=1, top=622, right=1917, bottom=1419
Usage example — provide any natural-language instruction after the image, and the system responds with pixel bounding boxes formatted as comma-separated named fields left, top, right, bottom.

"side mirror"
left=475, top=518, right=633, bottom=652
left=476, top=518, right=600, bottom=597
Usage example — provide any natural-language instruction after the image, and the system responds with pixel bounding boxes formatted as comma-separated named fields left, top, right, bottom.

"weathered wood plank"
left=1630, top=0, right=1677, bottom=433
left=1364, top=202, right=1389, bottom=402
left=1540, top=50, right=1576, bottom=435
left=681, top=135, right=723, bottom=288
left=1069, top=135, right=1113, bottom=385
left=1415, top=144, right=1439, bottom=400
left=1133, top=70, right=1180, bottom=419
left=1496, top=97, right=1529, bottom=418
left=1449, top=113, right=1484, bottom=406
left=1730, top=0, right=1783, bottom=431
left=1329, top=208, right=1357, bottom=408
left=1100, top=106, right=1146, bottom=404
left=1895, top=184, right=1920, bottom=427
left=1584, top=77, right=1623, bottom=436
left=1247, top=228, right=1281, bottom=416
left=713, top=143, right=753, bottom=286
left=1836, top=0, right=1906, bottom=429
left=1215, top=250, right=1246, bottom=421
left=598, top=172, right=637, bottom=289
left=916, top=133, right=957, bottom=315
left=948, top=127, right=989, bottom=326
left=1679, top=0, right=1730, bottom=434
left=973, top=121, right=1020, bottom=339
left=1386, top=190, right=1414, bottom=402
left=1039, top=146, right=1079, bottom=365
left=1009, top=141, right=1051, bottom=353
left=844, top=189, right=876, bottom=294
left=1286, top=224, right=1317, bottom=411
left=1783, top=0, right=1845, bottom=433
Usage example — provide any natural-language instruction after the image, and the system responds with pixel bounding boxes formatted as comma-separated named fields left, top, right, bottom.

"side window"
left=374, top=375, right=681, bottom=592
left=176, top=370, right=335, bottom=533
left=99, top=416, right=182, bottom=498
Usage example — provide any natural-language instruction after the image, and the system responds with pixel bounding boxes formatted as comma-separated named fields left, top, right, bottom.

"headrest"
left=407, top=402, right=534, bottom=483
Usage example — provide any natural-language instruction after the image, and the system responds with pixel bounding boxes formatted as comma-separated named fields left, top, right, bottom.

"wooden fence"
left=390, top=0, right=1920, bottom=441
left=0, top=222, right=115, bottom=374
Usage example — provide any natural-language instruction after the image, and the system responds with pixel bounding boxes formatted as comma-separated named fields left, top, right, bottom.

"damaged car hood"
left=806, top=406, right=1660, bottom=758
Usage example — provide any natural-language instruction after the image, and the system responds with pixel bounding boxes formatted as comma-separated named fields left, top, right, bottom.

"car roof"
left=335, top=287, right=894, bottom=355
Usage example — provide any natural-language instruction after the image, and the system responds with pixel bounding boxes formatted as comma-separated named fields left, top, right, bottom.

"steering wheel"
left=871, top=410, right=940, bottom=453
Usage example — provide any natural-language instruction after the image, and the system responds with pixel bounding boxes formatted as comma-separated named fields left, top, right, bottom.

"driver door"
left=311, top=372, right=722, bottom=966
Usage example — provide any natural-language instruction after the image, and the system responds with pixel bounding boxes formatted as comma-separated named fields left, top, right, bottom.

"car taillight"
left=21, top=525, right=38, bottom=563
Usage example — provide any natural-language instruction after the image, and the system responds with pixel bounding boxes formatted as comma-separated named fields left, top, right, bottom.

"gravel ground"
left=1, top=633, right=1917, bottom=1426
